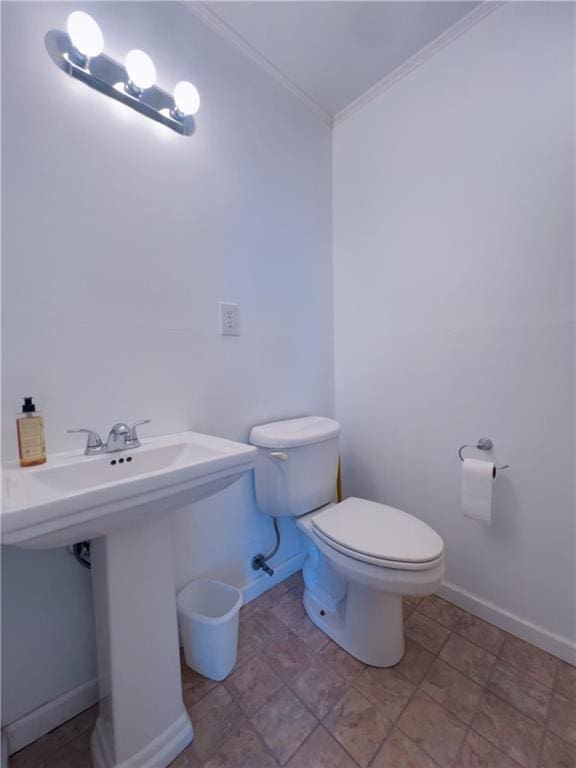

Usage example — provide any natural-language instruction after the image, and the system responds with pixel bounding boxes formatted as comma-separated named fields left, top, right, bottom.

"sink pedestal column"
left=90, top=513, right=193, bottom=768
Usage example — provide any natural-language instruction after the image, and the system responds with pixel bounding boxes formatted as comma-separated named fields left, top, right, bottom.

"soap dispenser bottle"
left=17, top=397, right=47, bottom=467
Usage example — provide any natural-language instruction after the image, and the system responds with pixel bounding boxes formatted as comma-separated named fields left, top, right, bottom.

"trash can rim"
left=177, top=577, right=243, bottom=625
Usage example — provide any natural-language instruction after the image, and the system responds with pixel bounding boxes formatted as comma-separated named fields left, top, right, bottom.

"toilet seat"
left=311, top=497, right=444, bottom=572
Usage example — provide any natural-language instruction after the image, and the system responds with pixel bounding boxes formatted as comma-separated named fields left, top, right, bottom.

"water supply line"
left=251, top=517, right=281, bottom=576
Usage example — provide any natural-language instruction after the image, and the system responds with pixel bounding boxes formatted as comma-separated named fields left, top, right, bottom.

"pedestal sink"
left=2, top=431, right=257, bottom=768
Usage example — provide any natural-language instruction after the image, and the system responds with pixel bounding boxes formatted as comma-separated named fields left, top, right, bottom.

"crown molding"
left=333, top=2, right=505, bottom=127
left=181, top=1, right=334, bottom=127
left=182, top=1, right=504, bottom=131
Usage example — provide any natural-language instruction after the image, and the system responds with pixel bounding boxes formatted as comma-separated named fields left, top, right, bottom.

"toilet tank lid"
left=250, top=417, right=341, bottom=449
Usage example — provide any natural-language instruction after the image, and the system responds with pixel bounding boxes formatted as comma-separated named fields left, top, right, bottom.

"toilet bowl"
left=296, top=499, right=444, bottom=665
left=249, top=417, right=445, bottom=667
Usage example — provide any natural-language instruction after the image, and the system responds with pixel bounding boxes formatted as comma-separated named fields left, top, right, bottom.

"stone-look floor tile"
left=291, top=657, right=348, bottom=719
left=418, top=596, right=463, bottom=629
left=403, top=597, right=421, bottom=620
left=454, top=729, right=520, bottom=768
left=262, top=634, right=315, bottom=684
left=456, top=614, right=506, bottom=656
left=186, top=685, right=245, bottom=762
left=405, top=612, right=449, bottom=655
left=46, top=706, right=99, bottom=752
left=421, top=658, right=483, bottom=723
left=285, top=725, right=357, bottom=768
left=555, top=661, right=576, bottom=704
left=439, top=634, right=496, bottom=686
left=251, top=685, right=316, bottom=765
left=9, top=742, right=48, bottom=768
left=241, top=582, right=296, bottom=620
left=181, top=657, right=219, bottom=706
left=354, top=666, right=415, bottom=722
left=499, top=635, right=558, bottom=688
left=394, top=638, right=435, bottom=685
left=324, top=688, right=393, bottom=768
left=225, top=655, right=283, bottom=716
left=540, top=732, right=576, bottom=768
left=235, top=631, right=259, bottom=669
left=289, top=613, right=330, bottom=654
left=273, top=596, right=331, bottom=655
left=271, top=590, right=306, bottom=627
left=202, top=721, right=277, bottom=768
left=241, top=593, right=274, bottom=619
left=11, top=706, right=98, bottom=768
left=471, top=690, right=544, bottom=768
left=169, top=742, right=203, bottom=768
left=241, top=610, right=292, bottom=652
left=319, top=639, right=366, bottom=683
left=283, top=571, right=304, bottom=594
left=487, top=661, right=552, bottom=724
left=371, top=728, right=439, bottom=768
left=403, top=601, right=415, bottom=619
left=47, top=730, right=93, bottom=768
left=549, top=693, right=576, bottom=748
left=397, top=690, right=467, bottom=766
left=404, top=596, right=422, bottom=612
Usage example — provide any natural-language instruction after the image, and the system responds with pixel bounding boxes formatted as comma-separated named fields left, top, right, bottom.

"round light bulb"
left=125, top=50, right=156, bottom=91
left=67, top=11, right=104, bottom=58
left=173, top=81, right=200, bottom=116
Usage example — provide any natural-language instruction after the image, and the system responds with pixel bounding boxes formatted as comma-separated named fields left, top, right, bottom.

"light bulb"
left=173, top=81, right=200, bottom=117
left=67, top=11, right=104, bottom=59
left=125, top=50, right=156, bottom=92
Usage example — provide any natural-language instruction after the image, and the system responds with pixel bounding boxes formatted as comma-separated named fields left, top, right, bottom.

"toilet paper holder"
left=458, top=438, right=509, bottom=470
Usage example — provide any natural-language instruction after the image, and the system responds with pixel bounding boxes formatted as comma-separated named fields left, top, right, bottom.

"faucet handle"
left=67, top=428, right=103, bottom=452
left=129, top=419, right=151, bottom=443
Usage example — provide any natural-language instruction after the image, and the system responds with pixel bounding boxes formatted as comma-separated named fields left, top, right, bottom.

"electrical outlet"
left=219, top=302, right=240, bottom=336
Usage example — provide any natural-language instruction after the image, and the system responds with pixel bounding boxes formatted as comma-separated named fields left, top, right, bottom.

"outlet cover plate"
left=219, top=302, right=240, bottom=336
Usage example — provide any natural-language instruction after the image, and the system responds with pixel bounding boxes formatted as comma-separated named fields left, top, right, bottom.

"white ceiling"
left=200, top=2, right=481, bottom=118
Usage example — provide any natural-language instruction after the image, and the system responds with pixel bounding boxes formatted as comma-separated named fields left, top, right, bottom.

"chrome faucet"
left=68, top=420, right=151, bottom=456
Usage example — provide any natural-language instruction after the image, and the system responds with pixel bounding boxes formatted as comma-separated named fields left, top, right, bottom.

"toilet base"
left=303, top=584, right=404, bottom=667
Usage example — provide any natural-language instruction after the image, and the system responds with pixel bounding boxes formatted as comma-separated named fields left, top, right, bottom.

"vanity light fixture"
left=45, top=12, right=198, bottom=136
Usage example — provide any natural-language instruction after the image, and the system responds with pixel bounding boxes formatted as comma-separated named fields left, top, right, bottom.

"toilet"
left=249, top=416, right=445, bottom=667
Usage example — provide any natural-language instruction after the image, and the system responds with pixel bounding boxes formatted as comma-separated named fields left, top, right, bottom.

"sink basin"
left=2, top=431, right=257, bottom=548
left=2, top=430, right=257, bottom=768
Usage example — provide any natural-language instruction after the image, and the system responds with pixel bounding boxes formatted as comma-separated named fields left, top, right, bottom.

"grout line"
left=450, top=726, right=472, bottom=768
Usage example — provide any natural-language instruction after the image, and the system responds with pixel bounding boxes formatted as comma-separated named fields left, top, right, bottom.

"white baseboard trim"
left=242, top=552, right=305, bottom=604
left=3, top=677, right=100, bottom=756
left=438, top=581, right=576, bottom=665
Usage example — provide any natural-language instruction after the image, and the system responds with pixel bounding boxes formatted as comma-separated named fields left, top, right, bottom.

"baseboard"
left=438, top=581, right=576, bottom=665
left=3, top=677, right=100, bottom=756
left=242, top=551, right=305, bottom=604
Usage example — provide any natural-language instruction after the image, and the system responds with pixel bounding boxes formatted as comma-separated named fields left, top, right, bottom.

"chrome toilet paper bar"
left=458, top=438, right=509, bottom=470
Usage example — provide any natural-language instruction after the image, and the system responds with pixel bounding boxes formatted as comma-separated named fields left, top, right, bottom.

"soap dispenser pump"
left=17, top=397, right=47, bottom=467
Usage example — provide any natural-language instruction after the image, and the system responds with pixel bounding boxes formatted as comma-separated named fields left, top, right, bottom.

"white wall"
left=1, top=1, right=333, bottom=726
left=334, top=3, right=575, bottom=658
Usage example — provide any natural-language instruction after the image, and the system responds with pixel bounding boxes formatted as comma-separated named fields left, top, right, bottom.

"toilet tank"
left=249, top=417, right=341, bottom=518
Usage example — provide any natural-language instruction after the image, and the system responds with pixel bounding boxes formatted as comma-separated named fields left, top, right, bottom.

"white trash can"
left=177, top=577, right=243, bottom=681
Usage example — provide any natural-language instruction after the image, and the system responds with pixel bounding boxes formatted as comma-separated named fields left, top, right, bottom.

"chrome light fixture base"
left=45, top=29, right=195, bottom=136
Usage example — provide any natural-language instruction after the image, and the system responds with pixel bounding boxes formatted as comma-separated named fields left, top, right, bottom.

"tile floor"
left=10, top=572, right=576, bottom=768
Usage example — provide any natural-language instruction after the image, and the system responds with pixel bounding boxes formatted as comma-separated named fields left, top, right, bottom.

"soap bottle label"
left=17, top=416, right=46, bottom=466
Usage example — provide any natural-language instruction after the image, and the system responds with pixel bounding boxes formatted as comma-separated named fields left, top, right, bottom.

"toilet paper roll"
left=462, top=458, right=495, bottom=524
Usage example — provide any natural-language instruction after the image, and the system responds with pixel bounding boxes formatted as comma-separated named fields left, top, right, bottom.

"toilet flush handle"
left=270, top=451, right=288, bottom=461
